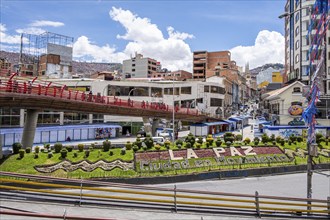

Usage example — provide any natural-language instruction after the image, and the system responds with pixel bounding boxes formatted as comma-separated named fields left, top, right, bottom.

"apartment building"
left=193, top=51, right=238, bottom=79
left=282, top=0, right=330, bottom=119
left=150, top=70, right=193, bottom=81
left=283, top=0, right=329, bottom=90
left=122, top=53, right=158, bottom=78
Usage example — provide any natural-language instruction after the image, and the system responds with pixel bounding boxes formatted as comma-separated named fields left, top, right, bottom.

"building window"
left=181, top=87, right=192, bottom=94
left=132, top=64, right=135, bottom=67
left=295, top=12, right=300, bottom=23
left=296, top=40, right=299, bottom=49
left=204, top=86, right=210, bottom=93
left=293, top=87, right=301, bottom=93
left=132, top=69, right=135, bottom=72
left=295, top=54, right=299, bottom=63
left=295, top=26, right=299, bottom=36
left=210, top=98, right=223, bottom=107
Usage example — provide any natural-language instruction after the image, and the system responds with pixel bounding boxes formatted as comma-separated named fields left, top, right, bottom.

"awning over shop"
left=228, top=117, right=243, bottom=122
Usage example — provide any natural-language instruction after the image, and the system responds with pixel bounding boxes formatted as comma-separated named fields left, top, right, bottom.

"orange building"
left=193, top=50, right=238, bottom=79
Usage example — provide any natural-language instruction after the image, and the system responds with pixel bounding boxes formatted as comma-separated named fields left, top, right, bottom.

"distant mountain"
left=250, top=63, right=284, bottom=75
left=0, top=50, right=122, bottom=76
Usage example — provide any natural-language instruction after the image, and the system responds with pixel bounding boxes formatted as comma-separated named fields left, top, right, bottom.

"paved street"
left=1, top=172, right=329, bottom=220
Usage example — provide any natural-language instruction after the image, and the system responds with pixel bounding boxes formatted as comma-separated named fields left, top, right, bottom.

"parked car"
left=140, top=137, right=165, bottom=145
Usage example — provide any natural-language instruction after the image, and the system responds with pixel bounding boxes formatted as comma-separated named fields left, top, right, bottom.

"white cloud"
left=73, top=36, right=127, bottom=63
left=30, top=20, right=64, bottom=27
left=72, top=7, right=194, bottom=71
left=16, top=27, right=45, bottom=35
left=230, top=30, right=284, bottom=69
left=0, top=23, right=22, bottom=44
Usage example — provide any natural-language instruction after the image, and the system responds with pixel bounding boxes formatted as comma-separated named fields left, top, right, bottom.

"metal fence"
left=0, top=171, right=329, bottom=219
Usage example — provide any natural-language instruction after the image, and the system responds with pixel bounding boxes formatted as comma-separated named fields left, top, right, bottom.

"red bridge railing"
left=0, top=75, right=200, bottom=117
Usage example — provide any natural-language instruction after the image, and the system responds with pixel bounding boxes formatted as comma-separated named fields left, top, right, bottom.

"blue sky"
left=1, top=0, right=286, bottom=70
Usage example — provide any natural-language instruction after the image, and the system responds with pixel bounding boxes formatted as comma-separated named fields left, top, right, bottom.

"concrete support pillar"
left=20, top=109, right=25, bottom=127
left=21, top=109, right=39, bottom=149
left=142, top=117, right=152, bottom=135
left=151, top=118, right=160, bottom=137
left=59, top=112, right=64, bottom=125
left=89, top=114, right=93, bottom=124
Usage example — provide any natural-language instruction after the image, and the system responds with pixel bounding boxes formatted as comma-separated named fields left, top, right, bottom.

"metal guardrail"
left=0, top=75, right=199, bottom=116
left=0, top=172, right=329, bottom=219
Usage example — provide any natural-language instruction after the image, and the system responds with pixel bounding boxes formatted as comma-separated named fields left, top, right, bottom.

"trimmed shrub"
left=154, top=144, right=161, bottom=151
left=261, top=134, right=269, bottom=143
left=34, top=153, right=39, bottom=159
left=54, top=143, right=63, bottom=153
left=272, top=141, right=276, bottom=145
left=254, top=137, right=260, bottom=142
left=275, top=136, right=282, bottom=143
left=12, top=143, right=22, bottom=154
left=35, top=146, right=40, bottom=153
left=142, top=146, right=148, bottom=152
left=109, top=150, right=114, bottom=156
left=44, top=143, right=50, bottom=151
left=289, top=135, right=297, bottom=142
left=164, top=140, right=171, bottom=149
left=126, top=141, right=132, bottom=150
left=19, top=149, right=25, bottom=158
left=270, top=134, right=275, bottom=142
left=177, top=144, right=182, bottom=149
left=235, top=134, right=243, bottom=141
left=25, top=147, right=31, bottom=153
left=195, top=143, right=201, bottom=149
left=297, top=136, right=303, bottom=142
left=84, top=150, right=90, bottom=158
left=176, top=139, right=183, bottom=146
left=226, top=141, right=231, bottom=147
left=197, top=136, right=203, bottom=144
left=185, top=133, right=196, bottom=146
left=206, top=142, right=210, bottom=148
left=78, top=144, right=84, bottom=152
left=66, top=146, right=73, bottom=152
left=90, top=143, right=95, bottom=149
left=144, top=136, right=154, bottom=149
left=280, top=140, right=285, bottom=146
left=206, top=135, right=214, bottom=146
left=135, top=138, right=143, bottom=149
left=60, top=149, right=68, bottom=158
left=121, top=148, right=126, bottom=155
left=73, top=152, right=78, bottom=158
left=48, top=152, right=53, bottom=158
left=40, top=148, right=45, bottom=153
left=88, top=146, right=93, bottom=151
left=215, top=138, right=222, bottom=147
left=224, top=132, right=234, bottom=143
left=288, top=141, right=292, bottom=145
left=254, top=140, right=259, bottom=146
left=185, top=142, right=192, bottom=148
left=103, top=140, right=111, bottom=152
left=244, top=138, right=251, bottom=145
left=133, top=145, right=139, bottom=152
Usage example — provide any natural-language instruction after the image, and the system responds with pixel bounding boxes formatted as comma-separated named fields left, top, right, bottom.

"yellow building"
left=272, top=72, right=283, bottom=83
left=258, top=81, right=269, bottom=89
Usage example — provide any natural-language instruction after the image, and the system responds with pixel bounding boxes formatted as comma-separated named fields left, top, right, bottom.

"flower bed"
left=135, top=146, right=285, bottom=162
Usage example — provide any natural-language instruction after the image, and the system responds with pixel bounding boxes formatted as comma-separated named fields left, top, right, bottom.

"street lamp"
left=279, top=3, right=318, bottom=213
left=172, top=73, right=175, bottom=145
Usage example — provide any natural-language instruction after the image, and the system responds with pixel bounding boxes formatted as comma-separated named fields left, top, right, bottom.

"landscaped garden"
left=0, top=133, right=329, bottom=179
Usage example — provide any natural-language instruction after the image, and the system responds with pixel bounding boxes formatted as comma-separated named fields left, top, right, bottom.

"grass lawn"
left=1, top=140, right=329, bottom=179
